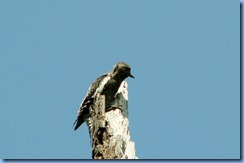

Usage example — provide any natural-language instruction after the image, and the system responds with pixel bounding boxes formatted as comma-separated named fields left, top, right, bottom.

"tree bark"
left=86, top=81, right=137, bottom=159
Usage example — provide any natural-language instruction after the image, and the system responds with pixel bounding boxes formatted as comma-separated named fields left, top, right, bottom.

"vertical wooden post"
left=87, top=81, right=137, bottom=159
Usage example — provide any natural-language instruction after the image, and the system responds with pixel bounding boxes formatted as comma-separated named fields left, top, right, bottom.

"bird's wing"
left=85, top=73, right=110, bottom=98
left=74, top=73, right=110, bottom=130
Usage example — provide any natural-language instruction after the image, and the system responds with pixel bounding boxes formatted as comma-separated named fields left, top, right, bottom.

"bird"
left=73, top=62, right=134, bottom=131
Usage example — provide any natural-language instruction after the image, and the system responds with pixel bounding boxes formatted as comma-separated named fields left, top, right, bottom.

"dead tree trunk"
left=86, top=81, right=137, bottom=159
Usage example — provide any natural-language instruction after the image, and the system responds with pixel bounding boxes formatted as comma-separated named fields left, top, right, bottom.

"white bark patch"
left=88, top=81, right=137, bottom=159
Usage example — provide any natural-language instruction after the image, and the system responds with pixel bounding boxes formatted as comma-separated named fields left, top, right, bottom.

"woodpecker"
left=73, top=62, right=134, bottom=131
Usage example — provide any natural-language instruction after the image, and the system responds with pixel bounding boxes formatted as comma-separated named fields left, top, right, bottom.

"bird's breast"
left=101, top=78, right=122, bottom=105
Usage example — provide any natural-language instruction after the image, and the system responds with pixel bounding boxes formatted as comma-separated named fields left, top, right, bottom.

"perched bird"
left=73, top=62, right=134, bottom=131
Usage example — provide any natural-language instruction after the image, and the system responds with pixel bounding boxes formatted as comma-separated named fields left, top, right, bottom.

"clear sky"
left=0, top=0, right=240, bottom=160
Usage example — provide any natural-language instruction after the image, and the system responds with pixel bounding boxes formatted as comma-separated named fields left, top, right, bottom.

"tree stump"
left=86, top=81, right=137, bottom=159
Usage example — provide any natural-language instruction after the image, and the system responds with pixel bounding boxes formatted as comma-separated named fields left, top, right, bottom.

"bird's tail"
left=73, top=118, right=85, bottom=131
left=73, top=98, right=93, bottom=131
left=72, top=119, right=78, bottom=127
left=73, top=106, right=90, bottom=131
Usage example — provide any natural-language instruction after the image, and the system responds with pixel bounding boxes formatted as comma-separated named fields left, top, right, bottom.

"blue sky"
left=0, top=0, right=240, bottom=160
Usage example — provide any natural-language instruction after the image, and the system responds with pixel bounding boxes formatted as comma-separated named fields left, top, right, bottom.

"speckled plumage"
left=73, top=62, right=134, bottom=131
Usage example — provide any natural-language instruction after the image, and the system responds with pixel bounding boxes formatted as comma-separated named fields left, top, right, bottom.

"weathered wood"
left=86, top=81, right=137, bottom=159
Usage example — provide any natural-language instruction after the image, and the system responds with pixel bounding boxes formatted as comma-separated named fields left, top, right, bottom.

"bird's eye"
left=123, top=66, right=128, bottom=70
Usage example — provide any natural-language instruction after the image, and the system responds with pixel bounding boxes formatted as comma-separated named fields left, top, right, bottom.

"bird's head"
left=112, top=62, right=135, bottom=79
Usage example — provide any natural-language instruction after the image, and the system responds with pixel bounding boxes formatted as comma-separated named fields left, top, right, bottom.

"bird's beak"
left=129, top=73, right=135, bottom=78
